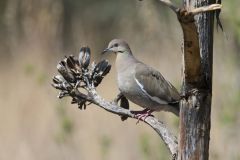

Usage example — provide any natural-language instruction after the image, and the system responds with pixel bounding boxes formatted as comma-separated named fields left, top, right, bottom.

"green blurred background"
left=0, top=0, right=239, bottom=159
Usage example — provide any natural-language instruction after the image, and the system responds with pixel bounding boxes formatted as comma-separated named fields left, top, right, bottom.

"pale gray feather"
left=134, top=62, right=181, bottom=104
left=104, top=39, right=180, bottom=116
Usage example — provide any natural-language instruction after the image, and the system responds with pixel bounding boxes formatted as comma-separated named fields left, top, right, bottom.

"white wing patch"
left=134, top=77, right=168, bottom=105
left=134, top=77, right=145, bottom=91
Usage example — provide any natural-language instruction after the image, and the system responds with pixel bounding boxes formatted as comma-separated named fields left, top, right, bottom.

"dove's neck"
left=116, top=51, right=137, bottom=73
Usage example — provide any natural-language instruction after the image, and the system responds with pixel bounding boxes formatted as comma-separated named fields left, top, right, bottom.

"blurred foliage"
left=223, top=0, right=240, bottom=46
left=55, top=100, right=74, bottom=143
left=37, top=72, right=48, bottom=85
left=171, top=115, right=179, bottom=129
left=99, top=135, right=112, bottom=160
left=139, top=133, right=151, bottom=160
left=23, top=63, right=47, bottom=85
left=139, top=133, right=169, bottom=160
left=220, top=90, right=240, bottom=126
left=24, top=63, right=36, bottom=76
left=156, top=140, right=169, bottom=160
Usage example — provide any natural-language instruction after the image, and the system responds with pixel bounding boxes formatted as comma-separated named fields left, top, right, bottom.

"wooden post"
left=178, top=0, right=214, bottom=159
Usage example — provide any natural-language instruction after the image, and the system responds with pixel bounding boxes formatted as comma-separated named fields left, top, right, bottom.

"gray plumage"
left=103, top=39, right=180, bottom=116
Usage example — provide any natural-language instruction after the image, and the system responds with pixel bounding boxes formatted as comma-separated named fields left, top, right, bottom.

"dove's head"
left=102, top=39, right=132, bottom=55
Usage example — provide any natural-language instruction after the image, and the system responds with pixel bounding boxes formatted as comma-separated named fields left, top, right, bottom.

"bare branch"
left=155, top=0, right=180, bottom=13
left=73, top=86, right=178, bottom=156
left=150, top=1, right=222, bottom=15
left=190, top=4, right=222, bottom=15
left=52, top=50, right=178, bottom=158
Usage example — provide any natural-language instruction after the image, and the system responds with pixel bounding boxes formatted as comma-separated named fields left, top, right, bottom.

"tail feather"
left=168, top=101, right=180, bottom=116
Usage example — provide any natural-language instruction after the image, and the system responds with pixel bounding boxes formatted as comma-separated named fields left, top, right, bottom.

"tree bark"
left=178, top=0, right=214, bottom=159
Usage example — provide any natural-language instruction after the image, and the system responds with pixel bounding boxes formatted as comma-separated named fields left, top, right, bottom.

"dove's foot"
left=131, top=108, right=154, bottom=124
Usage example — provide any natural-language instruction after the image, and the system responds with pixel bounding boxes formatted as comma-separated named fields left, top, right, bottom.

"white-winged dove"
left=103, top=39, right=180, bottom=120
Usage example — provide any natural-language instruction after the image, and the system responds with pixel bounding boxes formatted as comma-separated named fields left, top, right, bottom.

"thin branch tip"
left=158, top=0, right=179, bottom=13
left=139, top=0, right=180, bottom=13
left=191, top=4, right=222, bottom=15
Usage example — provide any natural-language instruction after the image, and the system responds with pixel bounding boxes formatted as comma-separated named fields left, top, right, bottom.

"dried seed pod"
left=92, top=60, right=111, bottom=86
left=93, top=76, right=103, bottom=87
left=78, top=99, right=87, bottom=110
left=66, top=55, right=77, bottom=70
left=120, top=96, right=129, bottom=121
left=51, top=83, right=65, bottom=90
left=57, top=61, right=76, bottom=83
left=101, top=64, right=111, bottom=76
left=53, top=75, right=65, bottom=84
left=62, top=81, right=72, bottom=90
left=58, top=91, right=69, bottom=99
left=71, top=98, right=78, bottom=104
left=66, top=55, right=82, bottom=76
left=93, top=60, right=108, bottom=76
left=79, top=47, right=91, bottom=69
left=95, top=60, right=108, bottom=72
left=51, top=80, right=72, bottom=91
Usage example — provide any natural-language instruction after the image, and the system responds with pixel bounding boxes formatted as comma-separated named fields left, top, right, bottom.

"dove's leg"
left=131, top=108, right=154, bottom=123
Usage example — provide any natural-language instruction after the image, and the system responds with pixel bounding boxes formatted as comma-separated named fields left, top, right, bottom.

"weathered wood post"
left=178, top=0, right=215, bottom=159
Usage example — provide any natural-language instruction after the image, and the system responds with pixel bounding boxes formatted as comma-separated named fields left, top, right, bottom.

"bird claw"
left=135, top=114, right=151, bottom=124
left=131, top=109, right=154, bottom=124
